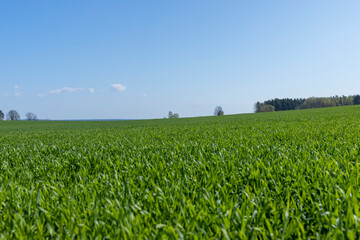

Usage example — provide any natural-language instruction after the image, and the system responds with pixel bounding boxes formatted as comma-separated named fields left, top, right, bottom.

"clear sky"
left=1, top=1, right=360, bottom=119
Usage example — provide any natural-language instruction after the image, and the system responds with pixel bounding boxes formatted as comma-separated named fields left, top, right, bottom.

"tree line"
left=0, top=110, right=38, bottom=121
left=255, top=95, right=360, bottom=113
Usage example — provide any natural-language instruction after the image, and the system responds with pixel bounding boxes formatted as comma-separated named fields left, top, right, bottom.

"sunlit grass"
left=1, top=105, right=360, bottom=238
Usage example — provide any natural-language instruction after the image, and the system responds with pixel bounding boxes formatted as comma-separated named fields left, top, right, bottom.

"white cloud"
left=3, top=85, right=21, bottom=97
left=142, top=94, right=148, bottom=97
left=111, top=83, right=126, bottom=92
left=38, top=86, right=97, bottom=97
left=49, top=87, right=82, bottom=94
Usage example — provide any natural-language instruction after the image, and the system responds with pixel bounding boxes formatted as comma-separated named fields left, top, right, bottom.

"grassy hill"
left=1, top=105, right=360, bottom=238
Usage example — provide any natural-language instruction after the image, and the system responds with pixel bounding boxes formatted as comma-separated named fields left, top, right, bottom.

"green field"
left=1, top=106, right=360, bottom=239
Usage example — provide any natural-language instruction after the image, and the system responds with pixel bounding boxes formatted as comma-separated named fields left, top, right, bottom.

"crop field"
left=1, top=106, right=360, bottom=239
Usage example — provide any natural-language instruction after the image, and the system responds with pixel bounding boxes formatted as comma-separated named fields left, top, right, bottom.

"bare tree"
left=168, top=111, right=179, bottom=119
left=7, top=110, right=20, bottom=121
left=26, top=112, right=37, bottom=121
left=168, top=111, right=174, bottom=119
left=214, top=106, right=224, bottom=116
left=0, top=110, right=4, bottom=120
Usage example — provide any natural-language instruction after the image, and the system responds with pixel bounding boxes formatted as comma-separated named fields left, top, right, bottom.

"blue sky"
left=1, top=1, right=360, bottom=119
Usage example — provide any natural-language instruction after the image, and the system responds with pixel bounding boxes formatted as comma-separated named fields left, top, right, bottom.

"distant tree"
left=255, top=103, right=275, bottom=113
left=262, top=104, right=275, bottom=112
left=168, top=111, right=173, bottom=119
left=354, top=95, right=360, bottom=105
left=26, top=112, right=37, bottom=121
left=168, top=111, right=179, bottom=119
left=7, top=110, right=20, bottom=121
left=255, top=102, right=261, bottom=113
left=255, top=102, right=261, bottom=112
left=0, top=110, right=4, bottom=120
left=214, top=106, right=224, bottom=116
left=344, top=95, right=354, bottom=105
